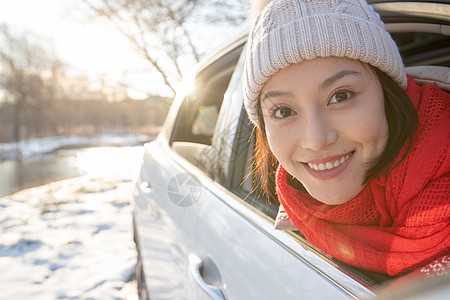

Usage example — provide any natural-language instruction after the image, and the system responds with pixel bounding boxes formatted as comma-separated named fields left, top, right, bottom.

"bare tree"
left=79, top=0, right=249, bottom=96
left=0, top=24, right=65, bottom=144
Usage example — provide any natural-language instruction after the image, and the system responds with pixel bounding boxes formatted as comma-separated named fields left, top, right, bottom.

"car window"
left=221, top=103, right=280, bottom=219
left=169, top=46, right=242, bottom=172
left=392, top=31, right=450, bottom=66
left=192, top=105, right=219, bottom=136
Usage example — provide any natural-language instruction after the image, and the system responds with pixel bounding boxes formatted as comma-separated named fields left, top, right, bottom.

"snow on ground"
left=0, top=134, right=153, bottom=161
left=0, top=154, right=143, bottom=299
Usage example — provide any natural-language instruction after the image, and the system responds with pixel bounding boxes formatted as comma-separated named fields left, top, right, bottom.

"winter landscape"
left=1, top=0, right=248, bottom=298
left=0, top=136, right=145, bottom=300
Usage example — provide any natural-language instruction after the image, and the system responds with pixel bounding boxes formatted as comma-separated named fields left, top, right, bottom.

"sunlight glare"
left=177, top=73, right=196, bottom=96
left=76, top=147, right=143, bottom=176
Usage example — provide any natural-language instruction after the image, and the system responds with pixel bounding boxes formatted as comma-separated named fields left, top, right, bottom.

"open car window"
left=169, top=46, right=242, bottom=172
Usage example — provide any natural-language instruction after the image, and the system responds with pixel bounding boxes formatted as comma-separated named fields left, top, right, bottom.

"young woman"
left=244, top=0, right=449, bottom=276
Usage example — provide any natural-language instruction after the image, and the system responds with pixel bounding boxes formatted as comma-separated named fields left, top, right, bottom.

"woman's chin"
left=306, top=188, right=362, bottom=206
left=316, top=196, right=351, bottom=206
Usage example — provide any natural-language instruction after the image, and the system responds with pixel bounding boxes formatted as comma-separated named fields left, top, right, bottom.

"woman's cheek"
left=353, top=109, right=388, bottom=155
left=266, top=126, right=293, bottom=162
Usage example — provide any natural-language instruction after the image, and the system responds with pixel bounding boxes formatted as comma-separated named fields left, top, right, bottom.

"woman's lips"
left=307, top=152, right=353, bottom=171
left=303, top=152, right=354, bottom=180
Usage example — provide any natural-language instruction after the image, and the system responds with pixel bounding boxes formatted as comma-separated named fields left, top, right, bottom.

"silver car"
left=132, top=1, right=450, bottom=299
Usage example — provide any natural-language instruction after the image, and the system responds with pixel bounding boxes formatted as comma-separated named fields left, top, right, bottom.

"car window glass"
left=392, top=31, right=450, bottom=66
left=227, top=110, right=280, bottom=220
left=192, top=105, right=219, bottom=136
left=169, top=46, right=242, bottom=171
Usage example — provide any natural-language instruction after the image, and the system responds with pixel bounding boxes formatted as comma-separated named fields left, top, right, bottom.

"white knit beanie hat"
left=243, top=0, right=407, bottom=126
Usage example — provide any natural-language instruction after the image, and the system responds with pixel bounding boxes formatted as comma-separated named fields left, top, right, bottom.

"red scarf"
left=276, top=76, right=450, bottom=276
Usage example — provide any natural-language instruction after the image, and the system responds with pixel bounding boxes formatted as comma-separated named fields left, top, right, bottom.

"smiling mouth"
left=306, top=152, right=353, bottom=171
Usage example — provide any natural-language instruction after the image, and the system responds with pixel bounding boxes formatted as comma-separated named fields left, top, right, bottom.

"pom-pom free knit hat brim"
left=243, top=0, right=407, bottom=126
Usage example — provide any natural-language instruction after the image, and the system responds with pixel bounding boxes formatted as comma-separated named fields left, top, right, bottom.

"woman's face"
left=260, top=57, right=388, bottom=205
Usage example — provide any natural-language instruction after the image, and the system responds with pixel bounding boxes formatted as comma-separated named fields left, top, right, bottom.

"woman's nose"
left=299, top=115, right=338, bottom=151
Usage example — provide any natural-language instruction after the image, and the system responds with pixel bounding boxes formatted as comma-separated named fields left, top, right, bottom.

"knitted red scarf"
left=276, top=76, right=450, bottom=276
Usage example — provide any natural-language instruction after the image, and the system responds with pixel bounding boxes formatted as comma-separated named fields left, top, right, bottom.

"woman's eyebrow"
left=261, top=90, right=293, bottom=103
left=261, top=70, right=360, bottom=102
left=320, top=70, right=361, bottom=89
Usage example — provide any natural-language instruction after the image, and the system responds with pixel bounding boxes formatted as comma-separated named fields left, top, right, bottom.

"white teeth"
left=307, top=153, right=352, bottom=171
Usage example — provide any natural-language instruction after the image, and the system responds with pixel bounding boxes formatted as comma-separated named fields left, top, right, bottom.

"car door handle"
left=189, top=254, right=225, bottom=300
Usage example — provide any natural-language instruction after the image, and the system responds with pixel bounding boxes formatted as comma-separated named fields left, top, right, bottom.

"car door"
left=134, top=36, right=376, bottom=299
left=134, top=2, right=450, bottom=299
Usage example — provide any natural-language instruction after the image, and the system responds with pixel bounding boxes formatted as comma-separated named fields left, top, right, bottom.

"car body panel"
left=133, top=1, right=450, bottom=299
left=134, top=135, right=376, bottom=299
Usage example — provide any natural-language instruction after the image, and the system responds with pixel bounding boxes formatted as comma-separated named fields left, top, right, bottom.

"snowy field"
left=0, top=140, right=145, bottom=299
left=0, top=134, right=152, bottom=161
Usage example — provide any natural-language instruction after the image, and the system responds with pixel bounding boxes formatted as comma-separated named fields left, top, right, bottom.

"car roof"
left=197, top=0, right=450, bottom=74
left=369, top=0, right=450, bottom=4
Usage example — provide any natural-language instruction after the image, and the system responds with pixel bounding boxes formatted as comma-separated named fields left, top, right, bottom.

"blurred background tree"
left=80, top=0, right=249, bottom=95
left=0, top=0, right=249, bottom=144
left=0, top=24, right=65, bottom=143
left=0, top=24, right=170, bottom=143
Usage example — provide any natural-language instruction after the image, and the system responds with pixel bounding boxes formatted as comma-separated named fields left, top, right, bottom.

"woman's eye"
left=273, top=106, right=295, bottom=119
left=329, top=90, right=352, bottom=104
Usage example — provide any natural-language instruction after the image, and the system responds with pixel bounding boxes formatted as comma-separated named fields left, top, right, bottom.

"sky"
left=0, top=0, right=160, bottom=98
left=0, top=0, right=247, bottom=99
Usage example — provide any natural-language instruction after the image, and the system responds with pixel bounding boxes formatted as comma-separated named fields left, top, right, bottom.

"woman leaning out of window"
left=244, top=0, right=449, bottom=277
